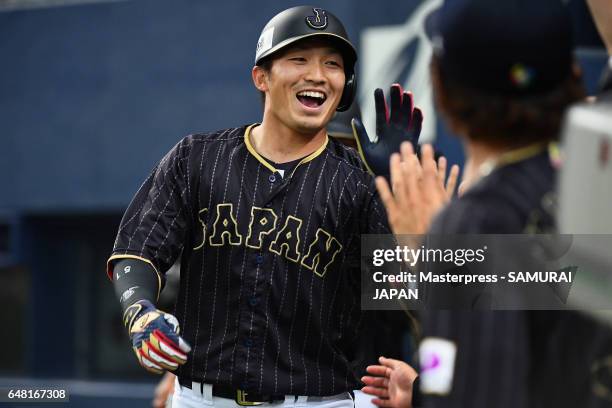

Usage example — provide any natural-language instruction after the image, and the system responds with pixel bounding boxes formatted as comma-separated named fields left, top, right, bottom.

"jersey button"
left=249, top=297, right=259, bottom=306
left=255, top=254, right=264, bottom=265
left=268, top=174, right=276, bottom=183
left=244, top=338, right=254, bottom=348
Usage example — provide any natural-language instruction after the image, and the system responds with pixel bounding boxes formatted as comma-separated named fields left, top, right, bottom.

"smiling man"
left=106, top=6, right=413, bottom=408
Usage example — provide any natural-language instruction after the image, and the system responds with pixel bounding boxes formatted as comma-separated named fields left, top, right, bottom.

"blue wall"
left=0, top=0, right=607, bottom=211
left=0, top=0, right=425, bottom=211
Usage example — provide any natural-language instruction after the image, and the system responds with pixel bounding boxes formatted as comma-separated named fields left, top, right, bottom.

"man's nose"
left=304, top=61, right=326, bottom=83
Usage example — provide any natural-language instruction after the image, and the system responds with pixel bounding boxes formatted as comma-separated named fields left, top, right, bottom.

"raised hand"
left=375, top=143, right=459, bottom=235
left=352, top=84, right=423, bottom=177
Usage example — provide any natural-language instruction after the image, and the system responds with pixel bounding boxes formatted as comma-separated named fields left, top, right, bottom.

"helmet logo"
left=256, top=26, right=275, bottom=60
left=305, top=8, right=328, bottom=30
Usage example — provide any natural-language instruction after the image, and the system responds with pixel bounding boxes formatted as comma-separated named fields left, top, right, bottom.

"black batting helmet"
left=254, top=5, right=357, bottom=112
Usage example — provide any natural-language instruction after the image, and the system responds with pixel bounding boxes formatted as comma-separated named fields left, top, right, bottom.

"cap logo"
left=256, top=26, right=275, bottom=60
left=305, top=8, right=328, bottom=30
left=509, top=63, right=536, bottom=89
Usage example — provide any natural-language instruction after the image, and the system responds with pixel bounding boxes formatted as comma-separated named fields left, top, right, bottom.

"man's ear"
left=252, top=65, right=269, bottom=92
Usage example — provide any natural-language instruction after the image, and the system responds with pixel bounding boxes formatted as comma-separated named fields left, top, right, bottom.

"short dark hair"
left=431, top=56, right=585, bottom=148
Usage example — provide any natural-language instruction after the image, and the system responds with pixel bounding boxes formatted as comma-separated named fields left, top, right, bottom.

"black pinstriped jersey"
left=108, top=124, right=390, bottom=396
left=420, top=151, right=554, bottom=408
left=422, top=151, right=612, bottom=407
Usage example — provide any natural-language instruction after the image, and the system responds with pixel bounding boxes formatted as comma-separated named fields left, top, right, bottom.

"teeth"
left=297, top=91, right=326, bottom=100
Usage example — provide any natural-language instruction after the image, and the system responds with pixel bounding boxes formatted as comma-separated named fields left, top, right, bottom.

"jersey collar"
left=243, top=123, right=329, bottom=177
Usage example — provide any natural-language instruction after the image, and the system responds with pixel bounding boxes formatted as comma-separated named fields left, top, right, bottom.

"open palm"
left=361, top=357, right=418, bottom=408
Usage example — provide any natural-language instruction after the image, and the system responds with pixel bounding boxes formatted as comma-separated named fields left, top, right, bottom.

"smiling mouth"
left=296, top=90, right=327, bottom=108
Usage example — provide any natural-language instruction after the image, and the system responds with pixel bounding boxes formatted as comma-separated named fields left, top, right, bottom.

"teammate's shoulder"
left=470, top=153, right=554, bottom=212
left=430, top=195, right=522, bottom=234
left=432, top=153, right=556, bottom=233
left=326, top=136, right=370, bottom=175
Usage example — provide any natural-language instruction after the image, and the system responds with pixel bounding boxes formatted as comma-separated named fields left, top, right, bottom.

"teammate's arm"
left=375, top=143, right=459, bottom=235
left=586, top=0, right=612, bottom=92
left=113, top=258, right=191, bottom=374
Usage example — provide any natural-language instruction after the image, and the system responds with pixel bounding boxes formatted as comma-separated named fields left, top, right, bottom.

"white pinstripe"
left=328, top=173, right=358, bottom=390
left=179, top=139, right=210, bottom=354
left=324, top=169, right=361, bottom=394
left=313, top=164, right=355, bottom=394
left=117, top=148, right=175, bottom=236
left=257, top=172, right=291, bottom=393
left=204, top=137, right=239, bottom=380
left=244, top=153, right=279, bottom=382
left=230, top=161, right=262, bottom=384
left=192, top=132, right=227, bottom=380
left=286, top=154, right=329, bottom=393
left=216, top=146, right=250, bottom=383
left=152, top=195, right=184, bottom=260
left=271, top=160, right=313, bottom=393
left=300, top=159, right=342, bottom=394
left=138, top=177, right=179, bottom=258
left=259, top=167, right=292, bottom=393
left=323, top=248, right=350, bottom=395
left=342, top=173, right=381, bottom=390
left=124, top=152, right=179, bottom=253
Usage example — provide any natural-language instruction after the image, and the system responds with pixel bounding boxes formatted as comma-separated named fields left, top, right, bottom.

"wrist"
left=113, top=258, right=161, bottom=314
left=123, top=299, right=156, bottom=330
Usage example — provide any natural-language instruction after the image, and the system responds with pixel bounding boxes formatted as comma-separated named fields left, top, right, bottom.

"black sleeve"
left=420, top=199, right=531, bottom=407
left=419, top=311, right=530, bottom=408
left=107, top=137, right=194, bottom=280
left=429, top=195, right=523, bottom=235
left=113, top=258, right=160, bottom=312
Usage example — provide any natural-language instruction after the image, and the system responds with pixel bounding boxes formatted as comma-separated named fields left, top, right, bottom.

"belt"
left=179, top=379, right=286, bottom=406
left=214, top=385, right=286, bottom=405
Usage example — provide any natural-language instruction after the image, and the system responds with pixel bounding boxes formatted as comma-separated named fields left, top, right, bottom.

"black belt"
left=179, top=379, right=285, bottom=406
left=214, top=385, right=286, bottom=405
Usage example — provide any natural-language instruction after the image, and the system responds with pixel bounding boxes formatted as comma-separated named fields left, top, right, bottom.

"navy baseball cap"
left=426, top=0, right=574, bottom=95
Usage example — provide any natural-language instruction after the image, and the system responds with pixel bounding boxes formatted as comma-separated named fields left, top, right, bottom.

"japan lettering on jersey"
left=108, top=125, right=390, bottom=396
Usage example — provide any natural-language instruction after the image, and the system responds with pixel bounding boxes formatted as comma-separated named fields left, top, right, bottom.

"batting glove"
left=124, top=299, right=191, bottom=374
left=351, top=84, right=423, bottom=177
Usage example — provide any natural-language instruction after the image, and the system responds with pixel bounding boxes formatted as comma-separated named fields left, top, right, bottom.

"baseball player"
left=147, top=104, right=420, bottom=408
left=362, top=0, right=612, bottom=407
left=107, top=6, right=422, bottom=408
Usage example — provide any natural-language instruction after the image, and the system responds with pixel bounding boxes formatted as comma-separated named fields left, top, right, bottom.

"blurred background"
left=0, top=0, right=608, bottom=406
